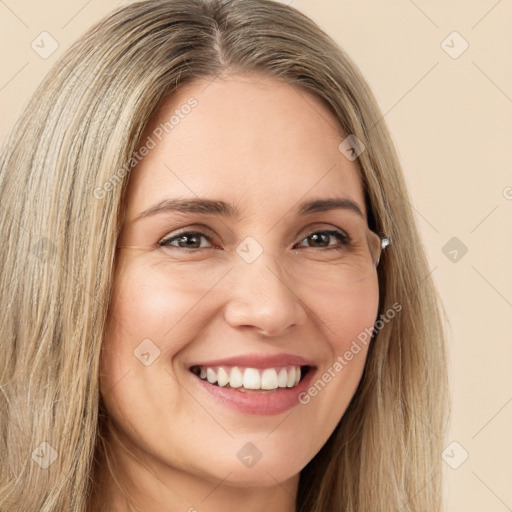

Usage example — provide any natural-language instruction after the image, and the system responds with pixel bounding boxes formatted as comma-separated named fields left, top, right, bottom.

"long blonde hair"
left=0, top=0, right=450, bottom=510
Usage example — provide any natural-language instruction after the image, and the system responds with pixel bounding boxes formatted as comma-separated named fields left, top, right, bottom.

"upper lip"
left=188, top=353, right=316, bottom=369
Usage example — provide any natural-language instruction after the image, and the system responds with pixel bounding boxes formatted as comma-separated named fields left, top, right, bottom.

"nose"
left=223, top=252, right=307, bottom=337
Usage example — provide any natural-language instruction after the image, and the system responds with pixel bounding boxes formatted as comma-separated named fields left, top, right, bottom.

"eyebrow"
left=135, top=196, right=365, bottom=220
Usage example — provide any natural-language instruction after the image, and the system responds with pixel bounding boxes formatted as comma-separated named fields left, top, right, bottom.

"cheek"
left=103, top=259, right=215, bottom=358
left=296, top=277, right=379, bottom=440
left=314, top=276, right=380, bottom=351
left=99, top=261, right=194, bottom=413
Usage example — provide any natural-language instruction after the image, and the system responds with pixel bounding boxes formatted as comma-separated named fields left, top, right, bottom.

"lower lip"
left=190, top=367, right=317, bottom=416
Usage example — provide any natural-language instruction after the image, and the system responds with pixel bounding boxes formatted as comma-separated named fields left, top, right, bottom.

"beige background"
left=1, top=0, right=511, bottom=509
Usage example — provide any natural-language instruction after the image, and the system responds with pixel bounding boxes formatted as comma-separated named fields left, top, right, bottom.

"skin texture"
left=97, top=72, right=380, bottom=512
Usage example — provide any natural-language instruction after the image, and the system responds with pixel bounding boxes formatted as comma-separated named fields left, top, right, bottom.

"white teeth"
left=230, top=367, right=243, bottom=388
left=193, top=364, right=304, bottom=391
left=278, top=368, right=288, bottom=388
left=206, top=368, right=217, bottom=384
left=261, top=368, right=279, bottom=390
left=243, top=368, right=261, bottom=389
left=217, top=367, right=229, bottom=387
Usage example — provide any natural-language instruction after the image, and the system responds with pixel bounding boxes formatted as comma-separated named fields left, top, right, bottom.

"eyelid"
left=296, top=222, right=349, bottom=239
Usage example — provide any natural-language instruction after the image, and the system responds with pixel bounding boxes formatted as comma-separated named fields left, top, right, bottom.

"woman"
left=0, top=0, right=450, bottom=511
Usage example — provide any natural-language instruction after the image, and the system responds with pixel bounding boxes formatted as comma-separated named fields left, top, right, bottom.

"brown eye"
left=295, top=230, right=351, bottom=250
left=158, top=231, right=214, bottom=250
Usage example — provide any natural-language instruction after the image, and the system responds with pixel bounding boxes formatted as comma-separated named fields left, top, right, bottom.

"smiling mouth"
left=189, top=365, right=312, bottom=393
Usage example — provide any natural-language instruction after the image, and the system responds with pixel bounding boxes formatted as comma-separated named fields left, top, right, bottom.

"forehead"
left=123, top=73, right=366, bottom=222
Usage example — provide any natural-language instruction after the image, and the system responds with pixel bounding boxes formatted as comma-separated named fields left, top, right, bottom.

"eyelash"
left=158, top=229, right=352, bottom=252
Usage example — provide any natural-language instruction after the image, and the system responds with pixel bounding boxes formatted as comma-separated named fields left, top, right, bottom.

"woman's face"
left=100, top=72, right=379, bottom=496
